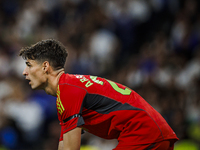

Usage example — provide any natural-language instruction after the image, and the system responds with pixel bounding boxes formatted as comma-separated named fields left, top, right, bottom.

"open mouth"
left=26, top=78, right=31, bottom=84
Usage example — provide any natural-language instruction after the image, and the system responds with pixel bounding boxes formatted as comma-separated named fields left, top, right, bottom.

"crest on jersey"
left=56, top=85, right=65, bottom=115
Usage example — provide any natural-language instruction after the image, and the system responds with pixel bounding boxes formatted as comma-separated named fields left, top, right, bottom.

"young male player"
left=19, top=39, right=178, bottom=150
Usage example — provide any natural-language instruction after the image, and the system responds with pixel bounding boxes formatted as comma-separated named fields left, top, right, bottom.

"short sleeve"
left=57, top=84, right=86, bottom=140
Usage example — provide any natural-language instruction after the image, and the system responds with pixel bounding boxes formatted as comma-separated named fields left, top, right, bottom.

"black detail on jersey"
left=77, top=116, right=85, bottom=126
left=83, top=94, right=143, bottom=114
left=147, top=143, right=156, bottom=150
left=63, top=114, right=82, bottom=123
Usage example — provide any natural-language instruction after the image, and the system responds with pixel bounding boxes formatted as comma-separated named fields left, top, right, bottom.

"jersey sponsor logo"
left=57, top=85, right=65, bottom=115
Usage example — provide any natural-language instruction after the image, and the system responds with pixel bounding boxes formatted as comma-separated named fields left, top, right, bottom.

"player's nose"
left=23, top=67, right=28, bottom=76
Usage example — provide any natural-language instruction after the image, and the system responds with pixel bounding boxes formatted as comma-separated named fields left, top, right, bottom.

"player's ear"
left=43, top=61, right=50, bottom=73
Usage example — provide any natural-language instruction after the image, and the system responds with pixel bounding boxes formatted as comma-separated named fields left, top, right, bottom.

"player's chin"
left=31, top=85, right=37, bottom=90
left=32, top=84, right=44, bottom=90
left=31, top=84, right=39, bottom=90
left=32, top=86, right=41, bottom=90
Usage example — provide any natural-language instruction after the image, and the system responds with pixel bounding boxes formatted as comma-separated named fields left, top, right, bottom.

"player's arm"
left=58, top=127, right=82, bottom=150
left=58, top=140, right=64, bottom=150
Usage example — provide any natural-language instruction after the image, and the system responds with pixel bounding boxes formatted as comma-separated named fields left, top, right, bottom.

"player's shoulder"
left=57, top=74, right=88, bottom=100
left=58, top=73, right=81, bottom=85
left=58, top=73, right=92, bottom=91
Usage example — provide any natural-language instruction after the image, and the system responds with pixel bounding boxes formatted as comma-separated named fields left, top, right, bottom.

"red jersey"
left=56, top=73, right=178, bottom=146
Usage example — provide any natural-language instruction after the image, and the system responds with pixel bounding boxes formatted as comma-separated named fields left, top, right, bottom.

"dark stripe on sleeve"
left=63, top=114, right=82, bottom=123
left=83, top=94, right=143, bottom=114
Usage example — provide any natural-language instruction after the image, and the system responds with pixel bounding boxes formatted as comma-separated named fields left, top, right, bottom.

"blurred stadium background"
left=0, top=0, right=200, bottom=150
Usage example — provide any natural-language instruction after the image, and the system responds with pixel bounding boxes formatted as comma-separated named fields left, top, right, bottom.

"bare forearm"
left=58, top=141, right=63, bottom=150
left=59, top=127, right=81, bottom=150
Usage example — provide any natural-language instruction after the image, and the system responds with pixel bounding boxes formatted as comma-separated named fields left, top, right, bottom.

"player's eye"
left=26, top=62, right=31, bottom=67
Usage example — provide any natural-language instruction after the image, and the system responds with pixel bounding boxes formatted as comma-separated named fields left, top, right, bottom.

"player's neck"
left=44, top=68, right=64, bottom=97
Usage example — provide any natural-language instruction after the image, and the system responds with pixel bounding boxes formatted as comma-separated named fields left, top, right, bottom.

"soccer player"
left=19, top=39, right=178, bottom=150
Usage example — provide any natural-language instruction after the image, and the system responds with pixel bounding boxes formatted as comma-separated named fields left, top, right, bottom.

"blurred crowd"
left=0, top=0, right=200, bottom=149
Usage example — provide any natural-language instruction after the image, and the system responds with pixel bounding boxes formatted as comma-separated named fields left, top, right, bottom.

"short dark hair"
left=19, top=39, right=68, bottom=70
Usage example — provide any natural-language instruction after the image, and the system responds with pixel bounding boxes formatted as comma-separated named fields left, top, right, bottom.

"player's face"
left=23, top=59, right=47, bottom=90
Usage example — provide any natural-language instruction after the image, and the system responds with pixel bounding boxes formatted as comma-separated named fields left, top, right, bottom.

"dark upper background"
left=0, top=0, right=200, bottom=149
